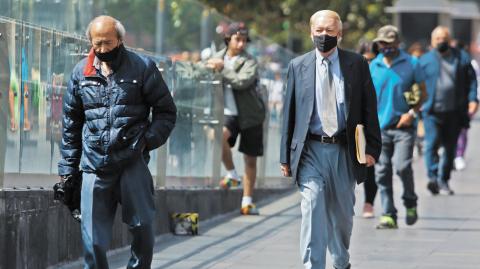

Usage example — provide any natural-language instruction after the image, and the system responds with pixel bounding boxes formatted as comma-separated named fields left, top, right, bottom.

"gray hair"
left=431, top=25, right=450, bottom=38
left=85, top=16, right=126, bottom=41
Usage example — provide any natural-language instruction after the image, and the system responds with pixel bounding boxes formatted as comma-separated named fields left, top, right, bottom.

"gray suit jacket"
left=280, top=49, right=381, bottom=184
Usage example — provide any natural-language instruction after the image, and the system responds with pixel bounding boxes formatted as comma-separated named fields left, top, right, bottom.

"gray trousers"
left=298, top=140, right=356, bottom=269
left=375, top=128, right=417, bottom=216
left=81, top=156, right=156, bottom=269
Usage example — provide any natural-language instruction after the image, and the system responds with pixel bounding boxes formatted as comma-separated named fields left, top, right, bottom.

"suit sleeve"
left=280, top=62, right=296, bottom=165
left=142, top=59, right=177, bottom=150
left=58, top=71, right=84, bottom=176
left=361, top=58, right=382, bottom=161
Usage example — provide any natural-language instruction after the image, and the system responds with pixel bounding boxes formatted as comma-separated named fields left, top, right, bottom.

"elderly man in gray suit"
left=280, top=10, right=381, bottom=269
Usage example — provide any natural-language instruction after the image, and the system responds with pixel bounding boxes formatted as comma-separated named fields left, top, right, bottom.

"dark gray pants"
left=375, top=128, right=417, bottom=216
left=81, top=156, right=155, bottom=269
left=298, top=140, right=356, bottom=269
left=423, top=111, right=460, bottom=184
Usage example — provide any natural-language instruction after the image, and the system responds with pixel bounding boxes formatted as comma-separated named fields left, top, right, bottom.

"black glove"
left=53, top=172, right=82, bottom=222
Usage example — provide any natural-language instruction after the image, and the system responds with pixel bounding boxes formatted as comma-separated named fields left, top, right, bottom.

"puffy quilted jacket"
left=58, top=45, right=176, bottom=175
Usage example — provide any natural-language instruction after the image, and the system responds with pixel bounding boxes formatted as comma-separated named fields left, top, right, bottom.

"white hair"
left=310, top=10, right=343, bottom=31
left=85, top=16, right=126, bottom=41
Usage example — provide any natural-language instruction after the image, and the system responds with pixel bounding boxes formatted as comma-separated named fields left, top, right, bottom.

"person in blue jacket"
left=370, top=25, right=426, bottom=229
left=419, top=26, right=478, bottom=195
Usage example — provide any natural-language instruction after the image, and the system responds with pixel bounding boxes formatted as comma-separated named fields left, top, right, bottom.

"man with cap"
left=419, top=26, right=478, bottom=195
left=369, top=25, right=426, bottom=229
left=206, top=22, right=265, bottom=215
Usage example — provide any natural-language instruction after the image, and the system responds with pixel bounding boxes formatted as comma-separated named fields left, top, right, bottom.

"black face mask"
left=380, top=46, right=397, bottom=58
left=436, top=41, right=449, bottom=53
left=94, top=44, right=122, bottom=62
left=313, top=35, right=338, bottom=53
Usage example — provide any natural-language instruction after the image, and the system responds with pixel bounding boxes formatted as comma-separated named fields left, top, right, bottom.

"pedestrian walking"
left=280, top=10, right=381, bottom=269
left=206, top=22, right=266, bottom=215
left=370, top=25, right=426, bottom=229
left=57, top=16, right=176, bottom=268
left=419, top=26, right=478, bottom=195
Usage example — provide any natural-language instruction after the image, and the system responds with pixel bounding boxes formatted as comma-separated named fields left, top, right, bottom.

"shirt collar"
left=93, top=56, right=101, bottom=70
left=315, top=47, right=338, bottom=64
left=93, top=55, right=114, bottom=77
left=373, top=49, right=408, bottom=67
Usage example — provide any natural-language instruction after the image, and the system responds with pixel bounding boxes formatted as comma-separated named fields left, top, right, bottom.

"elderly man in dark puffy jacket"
left=57, top=16, right=176, bottom=269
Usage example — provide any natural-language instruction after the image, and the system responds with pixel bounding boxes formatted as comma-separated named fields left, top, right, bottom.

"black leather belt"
left=308, top=133, right=346, bottom=144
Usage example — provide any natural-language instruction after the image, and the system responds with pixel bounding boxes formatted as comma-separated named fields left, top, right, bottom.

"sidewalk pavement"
left=62, top=119, right=480, bottom=269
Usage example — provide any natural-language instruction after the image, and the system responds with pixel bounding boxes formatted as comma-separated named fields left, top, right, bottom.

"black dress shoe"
left=334, top=263, right=351, bottom=269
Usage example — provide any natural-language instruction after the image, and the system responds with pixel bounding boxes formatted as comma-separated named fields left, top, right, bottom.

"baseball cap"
left=225, top=22, right=251, bottom=42
left=373, top=25, right=400, bottom=43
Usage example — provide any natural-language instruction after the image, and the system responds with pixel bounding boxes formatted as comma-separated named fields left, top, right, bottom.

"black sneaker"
left=376, top=215, right=398, bottom=229
left=334, top=263, right=351, bottom=269
left=406, top=207, right=418, bottom=225
left=427, top=181, right=439, bottom=195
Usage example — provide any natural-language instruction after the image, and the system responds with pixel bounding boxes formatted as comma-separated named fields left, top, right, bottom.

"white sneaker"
left=454, top=157, right=466, bottom=171
left=439, top=185, right=455, bottom=195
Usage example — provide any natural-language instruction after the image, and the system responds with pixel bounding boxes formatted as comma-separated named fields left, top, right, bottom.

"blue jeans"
left=297, top=140, right=355, bottom=269
left=81, top=155, right=155, bottom=269
left=423, top=112, right=460, bottom=184
left=375, top=127, right=417, bottom=216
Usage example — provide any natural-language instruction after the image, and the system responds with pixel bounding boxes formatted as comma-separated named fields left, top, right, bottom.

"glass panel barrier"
left=3, top=19, right=23, bottom=186
left=0, top=0, right=297, bottom=189
left=166, top=60, right=222, bottom=187
left=0, top=19, right=12, bottom=187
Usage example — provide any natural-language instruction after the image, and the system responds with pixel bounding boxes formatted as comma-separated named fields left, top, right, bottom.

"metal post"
left=198, top=76, right=223, bottom=187
left=200, top=8, right=211, bottom=51
left=155, top=146, right=167, bottom=188
left=155, top=0, right=165, bottom=55
left=0, top=21, right=9, bottom=189
left=256, top=84, right=269, bottom=188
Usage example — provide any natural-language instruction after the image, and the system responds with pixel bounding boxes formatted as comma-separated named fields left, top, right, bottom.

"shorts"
left=224, top=116, right=264, bottom=157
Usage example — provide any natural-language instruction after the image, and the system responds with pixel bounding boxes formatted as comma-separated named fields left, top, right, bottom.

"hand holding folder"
left=355, top=124, right=366, bottom=164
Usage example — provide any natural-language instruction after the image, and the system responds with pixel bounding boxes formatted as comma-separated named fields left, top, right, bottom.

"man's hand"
left=366, top=154, right=376, bottom=167
left=396, top=113, right=414, bottom=128
left=59, top=174, right=71, bottom=183
left=280, top=164, right=291, bottom=177
left=206, top=58, right=224, bottom=72
left=468, top=101, right=479, bottom=116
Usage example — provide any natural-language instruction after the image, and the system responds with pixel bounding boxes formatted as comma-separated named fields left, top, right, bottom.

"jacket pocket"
left=290, top=139, right=297, bottom=151
left=116, top=78, right=141, bottom=102
left=85, top=135, right=102, bottom=148
left=120, top=123, right=147, bottom=150
left=78, top=80, right=103, bottom=105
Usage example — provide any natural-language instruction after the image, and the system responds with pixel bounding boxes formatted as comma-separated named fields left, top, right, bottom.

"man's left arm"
left=142, top=59, right=177, bottom=150
left=413, top=61, right=428, bottom=111
left=360, top=58, right=382, bottom=162
left=221, top=58, right=258, bottom=90
left=466, top=60, right=479, bottom=115
left=396, top=61, right=427, bottom=128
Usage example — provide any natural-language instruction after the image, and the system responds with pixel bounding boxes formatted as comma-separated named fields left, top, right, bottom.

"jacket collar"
left=83, top=44, right=127, bottom=77
left=216, top=47, right=248, bottom=72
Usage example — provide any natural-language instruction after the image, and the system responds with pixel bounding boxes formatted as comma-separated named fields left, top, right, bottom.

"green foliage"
left=199, top=0, right=393, bottom=53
